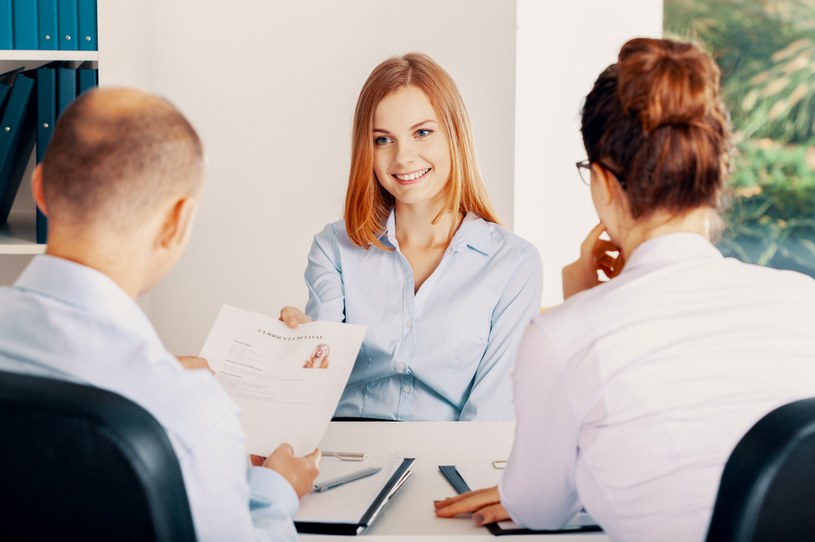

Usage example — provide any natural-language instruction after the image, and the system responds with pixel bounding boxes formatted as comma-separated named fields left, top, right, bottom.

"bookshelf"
left=0, top=51, right=98, bottom=62
left=0, top=0, right=147, bottom=279
left=0, top=53, right=98, bottom=256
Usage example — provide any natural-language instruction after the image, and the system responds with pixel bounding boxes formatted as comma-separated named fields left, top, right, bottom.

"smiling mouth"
left=393, top=168, right=430, bottom=184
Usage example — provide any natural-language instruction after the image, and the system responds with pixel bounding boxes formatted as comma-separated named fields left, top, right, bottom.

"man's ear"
left=158, top=195, right=197, bottom=249
left=31, top=164, right=48, bottom=216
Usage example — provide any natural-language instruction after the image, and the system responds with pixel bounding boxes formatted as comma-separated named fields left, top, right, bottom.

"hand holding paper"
left=200, top=305, right=366, bottom=456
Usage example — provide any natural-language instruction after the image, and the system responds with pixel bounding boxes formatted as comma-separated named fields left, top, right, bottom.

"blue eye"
left=416, top=129, right=432, bottom=137
left=374, top=136, right=391, bottom=145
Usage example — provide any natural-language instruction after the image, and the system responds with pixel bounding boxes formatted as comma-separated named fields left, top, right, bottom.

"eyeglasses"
left=575, top=159, right=627, bottom=190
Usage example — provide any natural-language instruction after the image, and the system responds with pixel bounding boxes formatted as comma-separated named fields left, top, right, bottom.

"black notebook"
left=296, top=455, right=414, bottom=535
left=438, top=465, right=602, bottom=536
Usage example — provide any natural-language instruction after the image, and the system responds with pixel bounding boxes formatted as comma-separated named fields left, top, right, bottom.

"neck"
left=617, top=207, right=714, bottom=259
left=45, top=227, right=147, bottom=299
left=393, top=201, right=463, bottom=248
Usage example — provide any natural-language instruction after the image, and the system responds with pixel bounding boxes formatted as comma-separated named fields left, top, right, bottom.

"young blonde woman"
left=282, top=53, right=542, bottom=421
left=435, top=38, right=815, bottom=541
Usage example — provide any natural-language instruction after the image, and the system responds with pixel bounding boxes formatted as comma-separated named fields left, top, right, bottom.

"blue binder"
left=0, top=77, right=10, bottom=112
left=0, top=68, right=23, bottom=110
left=0, top=73, right=37, bottom=225
left=57, top=0, right=77, bottom=50
left=77, top=0, right=95, bottom=51
left=35, top=64, right=57, bottom=243
left=57, top=61, right=77, bottom=114
left=37, top=0, right=58, bottom=50
left=77, top=61, right=97, bottom=95
left=0, top=0, right=12, bottom=49
left=12, top=0, right=38, bottom=50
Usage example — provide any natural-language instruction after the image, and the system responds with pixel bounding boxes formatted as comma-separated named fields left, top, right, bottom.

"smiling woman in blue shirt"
left=281, top=53, right=542, bottom=421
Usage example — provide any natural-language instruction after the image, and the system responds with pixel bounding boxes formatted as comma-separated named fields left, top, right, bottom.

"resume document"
left=200, top=305, right=366, bottom=456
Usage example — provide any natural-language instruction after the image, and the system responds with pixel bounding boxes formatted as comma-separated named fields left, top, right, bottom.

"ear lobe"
left=159, top=196, right=197, bottom=249
left=31, top=165, right=48, bottom=217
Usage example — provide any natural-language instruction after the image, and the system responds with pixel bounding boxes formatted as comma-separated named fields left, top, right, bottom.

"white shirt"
left=500, top=233, right=815, bottom=542
left=0, top=256, right=299, bottom=542
left=305, top=211, right=543, bottom=420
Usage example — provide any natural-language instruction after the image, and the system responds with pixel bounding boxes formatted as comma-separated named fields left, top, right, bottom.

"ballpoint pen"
left=321, top=451, right=368, bottom=461
left=313, top=466, right=382, bottom=493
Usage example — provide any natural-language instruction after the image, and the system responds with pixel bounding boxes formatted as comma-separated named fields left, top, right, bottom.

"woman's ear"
left=591, top=163, right=615, bottom=207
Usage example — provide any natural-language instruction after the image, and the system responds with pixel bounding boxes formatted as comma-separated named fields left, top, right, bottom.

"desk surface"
left=299, top=422, right=609, bottom=541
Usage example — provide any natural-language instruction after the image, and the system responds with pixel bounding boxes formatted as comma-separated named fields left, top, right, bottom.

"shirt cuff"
left=247, top=466, right=300, bottom=518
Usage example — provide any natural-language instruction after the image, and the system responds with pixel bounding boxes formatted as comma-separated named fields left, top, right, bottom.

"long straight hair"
left=345, top=53, right=499, bottom=249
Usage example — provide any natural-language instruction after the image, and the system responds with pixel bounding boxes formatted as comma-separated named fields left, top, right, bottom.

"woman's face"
left=314, top=346, right=327, bottom=359
left=372, top=85, right=451, bottom=210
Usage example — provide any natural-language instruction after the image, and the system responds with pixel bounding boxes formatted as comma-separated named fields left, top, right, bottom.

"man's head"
left=32, top=87, right=206, bottom=296
left=39, top=87, right=204, bottom=228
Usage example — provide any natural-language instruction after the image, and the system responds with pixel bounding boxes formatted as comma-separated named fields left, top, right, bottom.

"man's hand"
left=279, top=306, right=313, bottom=329
left=176, top=356, right=213, bottom=373
left=434, top=486, right=509, bottom=526
left=257, top=443, right=321, bottom=498
left=562, top=223, right=624, bottom=300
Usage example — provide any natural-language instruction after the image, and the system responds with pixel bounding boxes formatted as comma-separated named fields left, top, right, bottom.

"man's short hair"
left=42, top=88, right=205, bottom=230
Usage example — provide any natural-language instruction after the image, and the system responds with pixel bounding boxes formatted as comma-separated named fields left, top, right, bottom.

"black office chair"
left=705, top=397, right=815, bottom=542
left=0, top=370, right=197, bottom=542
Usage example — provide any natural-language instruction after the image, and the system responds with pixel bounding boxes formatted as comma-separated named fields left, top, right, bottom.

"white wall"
left=143, top=0, right=517, bottom=353
left=514, top=0, right=663, bottom=306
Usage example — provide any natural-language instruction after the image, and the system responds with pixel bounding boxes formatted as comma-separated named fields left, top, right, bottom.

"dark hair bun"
left=580, top=37, right=732, bottom=218
left=617, top=38, right=721, bottom=133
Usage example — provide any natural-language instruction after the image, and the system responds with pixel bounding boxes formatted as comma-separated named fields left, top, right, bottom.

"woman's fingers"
left=434, top=486, right=500, bottom=517
left=279, top=306, right=312, bottom=328
left=473, top=503, right=511, bottom=526
left=580, top=223, right=608, bottom=258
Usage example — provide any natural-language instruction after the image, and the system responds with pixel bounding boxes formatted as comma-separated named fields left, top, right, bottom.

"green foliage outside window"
left=664, top=0, right=815, bottom=276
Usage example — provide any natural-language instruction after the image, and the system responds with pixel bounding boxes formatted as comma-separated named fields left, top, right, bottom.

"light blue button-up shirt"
left=0, top=256, right=299, bottom=542
left=305, top=212, right=543, bottom=421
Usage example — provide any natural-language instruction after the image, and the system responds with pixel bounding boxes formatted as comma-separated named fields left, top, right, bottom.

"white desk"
left=299, top=422, right=610, bottom=541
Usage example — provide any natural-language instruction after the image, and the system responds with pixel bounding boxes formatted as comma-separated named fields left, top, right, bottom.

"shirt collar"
left=380, top=209, right=497, bottom=256
left=622, top=232, right=723, bottom=275
left=14, top=255, right=161, bottom=345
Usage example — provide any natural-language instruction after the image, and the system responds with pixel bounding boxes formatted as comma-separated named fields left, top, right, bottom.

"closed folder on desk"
left=0, top=73, right=36, bottom=225
left=57, top=0, right=77, bottom=50
left=0, top=0, right=12, bottom=49
left=295, top=455, right=415, bottom=535
left=12, top=0, right=38, bottom=50
left=37, top=0, right=58, bottom=50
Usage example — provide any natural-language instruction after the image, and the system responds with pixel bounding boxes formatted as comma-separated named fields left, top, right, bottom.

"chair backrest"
left=706, top=397, right=815, bottom=542
left=0, top=370, right=197, bottom=542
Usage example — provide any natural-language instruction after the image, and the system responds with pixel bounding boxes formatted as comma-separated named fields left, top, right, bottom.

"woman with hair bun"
left=281, top=53, right=542, bottom=421
left=435, top=38, right=815, bottom=541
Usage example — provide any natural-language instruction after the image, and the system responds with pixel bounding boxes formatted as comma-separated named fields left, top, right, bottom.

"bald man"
left=0, top=88, right=319, bottom=542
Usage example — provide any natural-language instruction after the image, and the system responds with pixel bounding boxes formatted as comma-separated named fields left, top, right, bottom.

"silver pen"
left=312, top=466, right=382, bottom=493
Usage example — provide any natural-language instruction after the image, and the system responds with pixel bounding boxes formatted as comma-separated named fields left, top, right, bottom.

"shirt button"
left=406, top=319, right=413, bottom=329
left=398, top=363, right=406, bottom=372
left=403, top=385, right=411, bottom=394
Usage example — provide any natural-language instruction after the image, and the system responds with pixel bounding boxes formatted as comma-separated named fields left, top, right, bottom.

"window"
left=665, top=0, right=815, bottom=278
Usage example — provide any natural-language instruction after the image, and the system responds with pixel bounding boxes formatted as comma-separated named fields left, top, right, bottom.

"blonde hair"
left=345, top=52, right=499, bottom=249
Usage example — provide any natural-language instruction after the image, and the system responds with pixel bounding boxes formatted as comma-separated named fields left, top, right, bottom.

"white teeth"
left=394, top=168, right=429, bottom=181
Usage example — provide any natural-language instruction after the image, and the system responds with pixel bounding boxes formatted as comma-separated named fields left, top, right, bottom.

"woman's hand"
left=279, top=306, right=313, bottom=329
left=176, top=356, right=213, bottom=373
left=562, top=223, right=624, bottom=299
left=434, top=486, right=510, bottom=526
